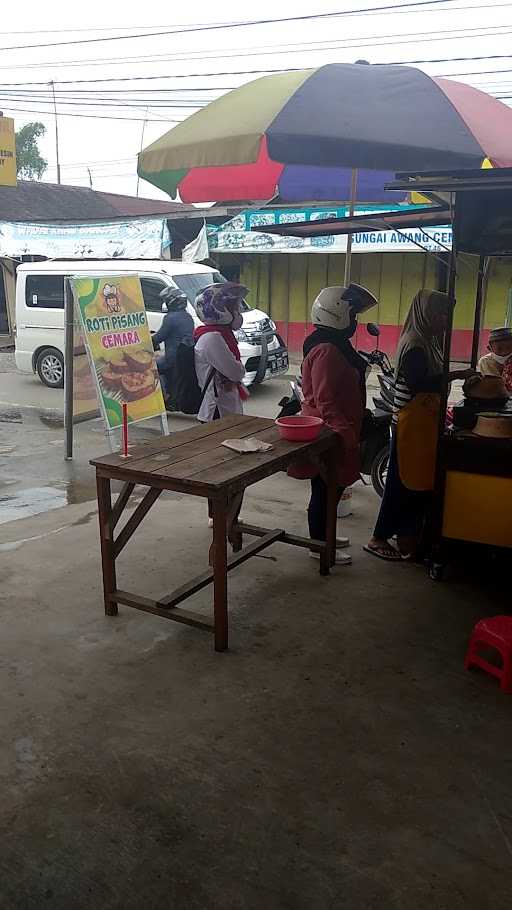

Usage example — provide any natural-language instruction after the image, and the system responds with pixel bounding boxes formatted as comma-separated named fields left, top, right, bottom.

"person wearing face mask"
left=193, top=282, right=248, bottom=423
left=298, top=283, right=379, bottom=566
left=478, top=327, right=512, bottom=393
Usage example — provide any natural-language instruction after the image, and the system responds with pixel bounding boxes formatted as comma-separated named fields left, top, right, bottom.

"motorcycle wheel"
left=371, top=444, right=389, bottom=498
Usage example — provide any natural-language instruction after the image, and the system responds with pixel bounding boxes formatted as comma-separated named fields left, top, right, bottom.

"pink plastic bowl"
left=275, top=415, right=324, bottom=442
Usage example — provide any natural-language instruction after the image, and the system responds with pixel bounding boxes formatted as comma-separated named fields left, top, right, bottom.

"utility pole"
left=50, top=81, right=61, bottom=184
left=136, top=108, right=149, bottom=197
left=87, top=167, right=93, bottom=188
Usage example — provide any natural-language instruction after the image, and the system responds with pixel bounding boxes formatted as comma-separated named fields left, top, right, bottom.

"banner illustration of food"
left=71, top=275, right=165, bottom=428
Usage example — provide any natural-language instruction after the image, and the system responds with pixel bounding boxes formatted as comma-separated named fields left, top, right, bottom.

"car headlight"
left=234, top=329, right=249, bottom=343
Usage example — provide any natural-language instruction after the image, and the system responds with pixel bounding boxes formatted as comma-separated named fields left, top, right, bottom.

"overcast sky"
left=1, top=0, right=510, bottom=201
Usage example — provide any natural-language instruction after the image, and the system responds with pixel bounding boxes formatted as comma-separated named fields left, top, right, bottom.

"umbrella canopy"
left=138, top=63, right=512, bottom=204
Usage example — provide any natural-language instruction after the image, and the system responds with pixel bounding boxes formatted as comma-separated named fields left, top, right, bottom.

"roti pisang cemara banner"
left=71, top=275, right=165, bottom=430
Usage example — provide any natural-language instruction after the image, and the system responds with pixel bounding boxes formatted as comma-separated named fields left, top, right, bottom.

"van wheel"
left=36, top=348, right=64, bottom=388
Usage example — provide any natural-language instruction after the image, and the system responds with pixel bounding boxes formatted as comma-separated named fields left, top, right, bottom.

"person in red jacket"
left=300, top=283, right=378, bottom=565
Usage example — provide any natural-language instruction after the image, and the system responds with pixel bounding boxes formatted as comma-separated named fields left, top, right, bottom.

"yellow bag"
left=397, top=393, right=440, bottom=491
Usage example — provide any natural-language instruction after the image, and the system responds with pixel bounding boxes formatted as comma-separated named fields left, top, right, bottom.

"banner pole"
left=64, top=278, right=74, bottom=460
left=343, top=168, right=358, bottom=286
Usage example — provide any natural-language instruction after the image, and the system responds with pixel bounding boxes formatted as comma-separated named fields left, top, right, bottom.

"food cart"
left=258, top=168, right=512, bottom=575
left=388, top=168, right=512, bottom=576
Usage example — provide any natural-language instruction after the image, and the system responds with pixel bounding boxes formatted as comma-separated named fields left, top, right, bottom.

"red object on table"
left=275, top=416, right=323, bottom=442
left=465, top=615, right=512, bottom=692
left=122, top=402, right=128, bottom=457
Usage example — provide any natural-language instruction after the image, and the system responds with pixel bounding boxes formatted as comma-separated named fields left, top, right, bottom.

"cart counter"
left=442, top=434, right=512, bottom=549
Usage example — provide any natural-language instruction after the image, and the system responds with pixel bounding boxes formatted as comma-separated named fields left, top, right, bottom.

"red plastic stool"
left=465, top=616, right=512, bottom=693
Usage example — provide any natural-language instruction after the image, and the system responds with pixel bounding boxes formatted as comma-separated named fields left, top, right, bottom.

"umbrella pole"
left=343, top=169, right=358, bottom=285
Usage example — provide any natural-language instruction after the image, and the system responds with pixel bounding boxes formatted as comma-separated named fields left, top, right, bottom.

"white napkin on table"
left=222, top=437, right=273, bottom=454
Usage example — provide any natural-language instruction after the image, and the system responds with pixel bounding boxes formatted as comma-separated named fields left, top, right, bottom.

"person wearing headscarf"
left=298, top=283, right=378, bottom=566
left=365, top=289, right=473, bottom=561
left=194, top=282, right=248, bottom=423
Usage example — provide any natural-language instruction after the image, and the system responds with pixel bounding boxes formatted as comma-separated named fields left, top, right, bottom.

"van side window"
left=26, top=275, right=64, bottom=309
left=140, top=277, right=167, bottom=312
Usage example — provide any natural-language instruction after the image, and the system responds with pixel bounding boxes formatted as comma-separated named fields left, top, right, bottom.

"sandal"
left=363, top=543, right=402, bottom=562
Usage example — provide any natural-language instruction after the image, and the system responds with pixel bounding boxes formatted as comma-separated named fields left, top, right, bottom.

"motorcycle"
left=277, top=323, right=393, bottom=497
left=359, top=324, right=393, bottom=498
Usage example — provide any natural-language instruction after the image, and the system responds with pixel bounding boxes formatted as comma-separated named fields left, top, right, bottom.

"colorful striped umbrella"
left=138, top=63, right=512, bottom=204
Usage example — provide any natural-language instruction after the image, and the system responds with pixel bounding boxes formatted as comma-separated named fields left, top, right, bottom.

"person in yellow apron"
left=364, top=289, right=473, bottom=561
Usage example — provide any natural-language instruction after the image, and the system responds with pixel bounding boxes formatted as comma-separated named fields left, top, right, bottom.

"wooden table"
left=90, top=414, right=338, bottom=651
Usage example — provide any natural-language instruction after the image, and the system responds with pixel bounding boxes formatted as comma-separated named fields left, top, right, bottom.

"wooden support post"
left=114, top=487, right=162, bottom=557
left=96, top=474, right=117, bottom=616
left=212, top=497, right=229, bottom=652
left=470, top=255, right=486, bottom=369
left=110, top=482, right=135, bottom=531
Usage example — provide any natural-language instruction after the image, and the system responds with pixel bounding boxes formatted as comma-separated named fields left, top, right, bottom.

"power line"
left=56, top=157, right=136, bottom=169
left=0, top=93, right=208, bottom=108
left=0, top=69, right=297, bottom=88
left=0, top=104, right=182, bottom=122
left=5, top=1, right=505, bottom=36
left=441, top=66, right=512, bottom=76
left=5, top=55, right=512, bottom=96
left=0, top=19, right=507, bottom=73
left=0, top=21, right=221, bottom=36
left=0, top=1, right=464, bottom=53
left=5, top=61, right=512, bottom=111
left=0, top=61, right=480, bottom=92
left=36, top=86, right=235, bottom=93
left=383, top=52, right=512, bottom=65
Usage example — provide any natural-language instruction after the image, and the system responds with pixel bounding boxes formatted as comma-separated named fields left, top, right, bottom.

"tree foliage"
left=15, top=122, right=48, bottom=179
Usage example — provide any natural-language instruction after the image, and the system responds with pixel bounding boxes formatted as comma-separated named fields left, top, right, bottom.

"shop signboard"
left=208, top=204, right=452, bottom=255
left=0, top=117, right=16, bottom=187
left=71, top=275, right=165, bottom=430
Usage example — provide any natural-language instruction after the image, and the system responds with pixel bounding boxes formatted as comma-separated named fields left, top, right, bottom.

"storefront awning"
left=251, top=205, right=451, bottom=238
left=387, top=169, right=512, bottom=256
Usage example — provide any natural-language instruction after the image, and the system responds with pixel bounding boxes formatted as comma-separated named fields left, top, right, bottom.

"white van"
left=15, top=260, right=289, bottom=388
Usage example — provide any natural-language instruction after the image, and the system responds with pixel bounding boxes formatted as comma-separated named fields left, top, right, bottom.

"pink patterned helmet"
left=194, top=282, right=249, bottom=325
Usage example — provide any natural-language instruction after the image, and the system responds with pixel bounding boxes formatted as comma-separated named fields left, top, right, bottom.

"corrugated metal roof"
left=0, top=180, right=200, bottom=222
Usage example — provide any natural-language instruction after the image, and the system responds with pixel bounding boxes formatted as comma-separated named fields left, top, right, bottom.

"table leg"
left=323, top=448, right=338, bottom=574
left=227, top=492, right=244, bottom=553
left=212, top=497, right=229, bottom=652
left=96, top=474, right=117, bottom=616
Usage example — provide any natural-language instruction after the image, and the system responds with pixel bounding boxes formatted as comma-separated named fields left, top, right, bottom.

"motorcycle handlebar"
left=358, top=349, right=394, bottom=374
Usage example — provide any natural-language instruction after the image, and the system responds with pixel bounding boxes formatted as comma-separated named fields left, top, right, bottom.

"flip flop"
left=363, top=544, right=402, bottom=562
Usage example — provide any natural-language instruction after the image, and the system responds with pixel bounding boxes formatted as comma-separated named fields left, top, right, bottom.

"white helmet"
left=311, top=284, right=378, bottom=331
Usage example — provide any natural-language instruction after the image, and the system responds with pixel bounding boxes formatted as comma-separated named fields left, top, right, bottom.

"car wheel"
left=36, top=348, right=64, bottom=388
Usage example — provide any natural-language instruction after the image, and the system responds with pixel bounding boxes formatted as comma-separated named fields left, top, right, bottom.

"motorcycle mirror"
left=161, top=301, right=168, bottom=313
left=366, top=322, right=380, bottom=337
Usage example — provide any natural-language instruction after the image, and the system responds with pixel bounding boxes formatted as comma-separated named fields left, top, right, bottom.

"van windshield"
left=171, top=271, right=250, bottom=313
left=172, top=271, right=224, bottom=304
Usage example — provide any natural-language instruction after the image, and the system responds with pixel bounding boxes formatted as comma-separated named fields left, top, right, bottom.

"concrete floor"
left=1, top=377, right=512, bottom=908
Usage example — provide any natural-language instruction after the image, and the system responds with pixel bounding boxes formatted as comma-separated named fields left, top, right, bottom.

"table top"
left=91, top=414, right=336, bottom=496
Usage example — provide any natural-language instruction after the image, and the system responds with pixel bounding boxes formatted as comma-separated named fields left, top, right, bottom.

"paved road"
left=0, top=354, right=63, bottom=411
left=0, top=351, right=291, bottom=420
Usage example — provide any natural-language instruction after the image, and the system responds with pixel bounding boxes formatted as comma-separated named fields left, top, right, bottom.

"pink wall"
left=277, top=320, right=490, bottom=363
